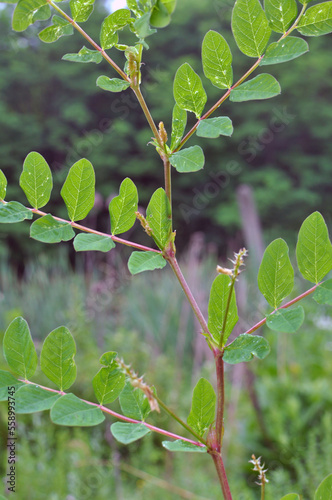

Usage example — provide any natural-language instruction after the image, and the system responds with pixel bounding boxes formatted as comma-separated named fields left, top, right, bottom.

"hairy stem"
left=21, top=379, right=205, bottom=447
left=210, top=452, right=233, bottom=500
left=244, top=283, right=320, bottom=335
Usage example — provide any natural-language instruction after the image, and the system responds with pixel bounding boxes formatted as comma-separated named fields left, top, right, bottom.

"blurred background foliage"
left=1, top=0, right=332, bottom=498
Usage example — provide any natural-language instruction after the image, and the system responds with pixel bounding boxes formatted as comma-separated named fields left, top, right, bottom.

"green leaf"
left=97, top=76, right=131, bottom=93
left=15, top=385, right=61, bottom=413
left=170, top=104, right=187, bottom=151
left=264, top=0, right=297, bottom=34
left=298, top=3, right=332, bottom=37
left=187, top=378, right=216, bottom=436
left=110, top=178, right=138, bottom=235
left=160, top=0, right=176, bottom=14
left=146, top=187, right=172, bottom=249
left=119, top=382, right=150, bottom=421
left=12, top=0, right=50, bottom=32
left=111, top=422, right=151, bottom=444
left=61, top=158, right=95, bottom=222
left=223, top=334, right=270, bottom=364
left=70, top=0, right=94, bottom=22
left=51, top=393, right=105, bottom=426
left=40, top=326, right=77, bottom=391
left=202, top=30, right=233, bottom=89
left=30, top=215, right=75, bottom=244
left=208, top=274, right=238, bottom=345
left=260, top=37, right=309, bottom=66
left=150, top=0, right=171, bottom=28
left=313, top=279, right=332, bottom=305
left=0, top=170, right=7, bottom=200
left=296, top=212, right=332, bottom=283
left=19, top=152, right=53, bottom=209
left=315, top=473, right=332, bottom=500
left=196, top=117, right=233, bottom=138
left=132, top=12, right=156, bottom=41
left=232, top=0, right=271, bottom=57
left=3, top=317, right=38, bottom=379
left=93, top=367, right=125, bottom=405
left=258, top=238, right=294, bottom=309
left=39, top=15, right=74, bottom=43
left=0, top=0, right=19, bottom=3
left=0, top=370, right=23, bottom=402
left=128, top=251, right=166, bottom=274
left=169, top=146, right=205, bottom=173
left=73, top=233, right=115, bottom=252
left=100, top=9, right=131, bottom=50
left=99, top=351, right=118, bottom=367
left=62, top=46, right=102, bottom=64
left=162, top=440, right=207, bottom=453
left=280, top=495, right=301, bottom=500
left=173, top=63, right=207, bottom=119
left=0, top=201, right=33, bottom=224
left=266, top=306, right=305, bottom=333
left=230, top=74, right=281, bottom=102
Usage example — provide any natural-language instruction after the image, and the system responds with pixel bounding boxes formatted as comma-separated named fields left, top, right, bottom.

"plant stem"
left=132, top=86, right=163, bottom=147
left=279, top=3, right=307, bottom=40
left=210, top=452, right=233, bottom=500
left=166, top=253, right=212, bottom=341
left=21, top=379, right=205, bottom=447
left=219, top=279, right=236, bottom=348
left=162, top=154, right=172, bottom=207
left=0, top=200, right=161, bottom=253
left=47, top=0, right=129, bottom=82
left=214, top=352, right=225, bottom=452
left=155, top=395, right=207, bottom=445
left=244, top=283, right=320, bottom=335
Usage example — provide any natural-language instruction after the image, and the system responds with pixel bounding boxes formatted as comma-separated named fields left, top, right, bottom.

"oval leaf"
left=162, top=440, right=207, bottom=453
left=61, top=158, right=95, bottom=222
left=266, top=306, right=305, bottom=333
left=51, top=393, right=105, bottom=426
left=16, top=385, right=61, bottom=413
left=146, top=188, right=172, bottom=249
left=208, top=274, right=238, bottom=345
left=39, top=15, right=73, bottom=43
left=230, top=74, right=281, bottom=102
left=62, top=46, right=102, bottom=64
left=313, top=279, right=332, bottom=305
left=128, top=251, right=166, bottom=274
left=100, top=9, right=131, bottom=50
left=119, top=382, right=150, bottom=421
left=258, top=238, right=294, bottom=309
left=264, top=0, right=297, bottom=34
left=170, top=146, right=205, bottom=173
left=0, top=201, right=33, bottom=224
left=296, top=212, right=332, bottom=283
left=110, top=177, right=138, bottom=235
left=196, top=117, right=233, bottom=138
left=12, top=0, right=50, bottom=32
left=97, top=76, right=131, bottom=93
left=93, top=367, right=126, bottom=405
left=202, top=30, right=233, bottom=89
left=261, top=37, right=309, bottom=66
left=223, top=334, right=270, bottom=364
left=232, top=0, right=271, bottom=57
left=315, top=473, right=332, bottom=500
left=40, top=326, right=77, bottom=391
left=298, top=3, right=332, bottom=37
left=170, top=104, right=187, bottom=151
left=187, top=378, right=216, bottom=436
left=30, top=214, right=75, bottom=243
left=3, top=317, right=38, bottom=379
left=111, top=422, right=151, bottom=444
left=0, top=170, right=7, bottom=200
left=70, top=0, right=94, bottom=22
left=173, top=63, right=207, bottom=119
left=73, top=233, right=115, bottom=252
left=0, top=370, right=24, bottom=402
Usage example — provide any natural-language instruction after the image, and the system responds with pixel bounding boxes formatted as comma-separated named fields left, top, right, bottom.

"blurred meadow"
left=0, top=0, right=332, bottom=498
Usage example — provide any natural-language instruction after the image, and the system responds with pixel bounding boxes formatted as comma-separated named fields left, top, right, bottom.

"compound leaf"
left=173, top=63, right=207, bottom=119
left=3, top=317, right=38, bottom=379
left=169, top=146, right=205, bottom=173
left=266, top=306, right=305, bottom=333
left=128, top=251, right=166, bottom=274
left=258, top=238, right=294, bottom=309
left=111, top=422, right=151, bottom=444
left=40, top=326, right=77, bottom=391
left=230, top=74, right=281, bottom=102
left=187, top=378, right=216, bottom=436
left=61, top=158, right=95, bottom=222
left=208, top=274, right=238, bottom=345
left=110, top=177, right=138, bottom=235
left=30, top=215, right=75, bottom=243
left=202, top=30, right=233, bottom=89
left=296, top=211, right=332, bottom=283
left=19, top=152, right=53, bottom=209
left=232, top=0, right=271, bottom=57
left=51, top=393, right=105, bottom=426
left=223, top=334, right=270, bottom=364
